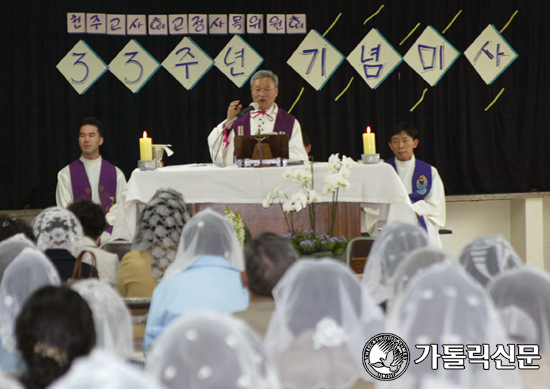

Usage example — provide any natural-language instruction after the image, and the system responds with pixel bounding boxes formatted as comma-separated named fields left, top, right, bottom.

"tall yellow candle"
left=363, top=126, right=376, bottom=155
left=140, top=131, right=153, bottom=161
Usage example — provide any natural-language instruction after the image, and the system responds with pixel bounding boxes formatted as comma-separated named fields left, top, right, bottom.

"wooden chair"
left=345, top=236, right=375, bottom=274
left=123, top=297, right=151, bottom=363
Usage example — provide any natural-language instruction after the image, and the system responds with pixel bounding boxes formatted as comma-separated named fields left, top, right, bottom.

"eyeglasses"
left=251, top=88, right=276, bottom=94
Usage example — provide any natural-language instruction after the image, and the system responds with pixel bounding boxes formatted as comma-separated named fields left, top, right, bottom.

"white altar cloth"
left=111, top=162, right=416, bottom=241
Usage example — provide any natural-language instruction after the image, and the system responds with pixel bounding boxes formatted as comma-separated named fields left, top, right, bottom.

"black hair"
left=243, top=232, right=298, bottom=297
left=0, top=213, right=36, bottom=243
left=79, top=117, right=104, bottom=137
left=16, top=285, right=96, bottom=389
left=67, top=199, right=107, bottom=240
left=388, top=122, right=419, bottom=140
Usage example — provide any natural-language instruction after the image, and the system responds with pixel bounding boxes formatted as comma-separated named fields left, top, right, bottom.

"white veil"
left=265, top=258, right=385, bottom=389
left=146, top=310, right=280, bottom=389
left=162, top=208, right=244, bottom=280
left=362, top=221, right=430, bottom=304
left=32, top=206, right=85, bottom=257
left=0, top=233, right=36, bottom=283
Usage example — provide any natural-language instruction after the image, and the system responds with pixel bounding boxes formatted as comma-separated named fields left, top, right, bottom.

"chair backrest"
left=100, top=241, right=132, bottom=261
left=345, top=237, right=375, bottom=274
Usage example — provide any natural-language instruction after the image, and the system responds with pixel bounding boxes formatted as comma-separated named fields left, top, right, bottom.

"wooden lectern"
left=234, top=133, right=289, bottom=167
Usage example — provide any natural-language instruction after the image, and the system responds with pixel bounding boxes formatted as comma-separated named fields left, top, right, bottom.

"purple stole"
left=232, top=107, right=295, bottom=137
left=386, top=157, right=432, bottom=231
left=69, top=158, right=117, bottom=233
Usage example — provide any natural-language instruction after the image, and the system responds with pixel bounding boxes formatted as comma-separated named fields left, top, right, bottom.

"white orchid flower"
left=262, top=198, right=271, bottom=209
left=341, top=155, right=355, bottom=168
left=307, top=189, right=322, bottom=203
left=340, top=167, right=352, bottom=178
left=282, top=169, right=292, bottom=180
left=328, top=153, right=342, bottom=172
left=322, top=182, right=335, bottom=195
left=282, top=199, right=293, bottom=213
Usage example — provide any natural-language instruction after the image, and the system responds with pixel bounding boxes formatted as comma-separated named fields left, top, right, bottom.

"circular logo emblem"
left=363, top=333, right=410, bottom=381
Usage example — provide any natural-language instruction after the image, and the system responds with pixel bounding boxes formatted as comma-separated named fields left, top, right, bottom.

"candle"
left=140, top=131, right=153, bottom=161
left=363, top=126, right=376, bottom=155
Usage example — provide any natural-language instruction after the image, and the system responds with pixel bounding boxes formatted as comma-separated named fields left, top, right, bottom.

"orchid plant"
left=263, top=154, right=353, bottom=256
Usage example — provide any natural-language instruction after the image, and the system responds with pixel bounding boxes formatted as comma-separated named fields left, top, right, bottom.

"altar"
left=111, top=162, right=417, bottom=241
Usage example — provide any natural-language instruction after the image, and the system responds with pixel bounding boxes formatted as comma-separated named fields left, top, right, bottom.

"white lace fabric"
left=48, top=349, right=165, bottom=389
left=362, top=221, right=431, bottom=304
left=0, top=248, right=61, bottom=353
left=133, top=188, right=190, bottom=281
left=146, top=311, right=280, bottom=388
left=0, top=372, right=24, bottom=389
left=0, top=233, right=36, bottom=283
left=380, top=262, right=522, bottom=389
left=71, top=279, right=133, bottom=358
left=459, top=234, right=523, bottom=287
left=162, top=208, right=244, bottom=280
left=32, top=206, right=85, bottom=257
left=265, top=258, right=385, bottom=389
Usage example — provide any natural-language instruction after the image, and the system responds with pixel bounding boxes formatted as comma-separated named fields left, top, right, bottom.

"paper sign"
left=267, top=14, right=286, bottom=34
left=189, top=14, right=208, bottom=34
left=287, top=29, right=344, bottom=90
left=162, top=37, right=214, bottom=90
left=229, top=14, right=245, bottom=34
left=148, top=15, right=168, bottom=36
left=464, top=24, right=518, bottom=85
left=67, top=13, right=86, bottom=34
left=215, top=35, right=264, bottom=87
left=107, top=15, right=126, bottom=36
left=403, top=26, right=460, bottom=87
left=127, top=15, right=147, bottom=36
left=169, top=15, right=188, bottom=35
left=247, top=14, right=264, bottom=34
left=287, top=14, right=306, bottom=34
left=347, top=28, right=403, bottom=89
left=56, top=40, right=108, bottom=95
left=209, top=14, right=228, bottom=34
left=87, top=13, right=106, bottom=34
left=109, top=39, right=160, bottom=93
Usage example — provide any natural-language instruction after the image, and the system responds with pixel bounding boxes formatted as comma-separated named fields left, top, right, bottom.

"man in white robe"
left=208, top=70, right=308, bottom=165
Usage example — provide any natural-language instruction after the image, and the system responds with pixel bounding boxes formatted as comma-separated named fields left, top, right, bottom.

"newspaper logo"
left=363, top=333, right=410, bottom=380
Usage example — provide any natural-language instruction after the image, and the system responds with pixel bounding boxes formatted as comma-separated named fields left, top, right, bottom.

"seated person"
left=146, top=311, right=280, bottom=388
left=116, top=188, right=190, bottom=298
left=0, top=213, right=36, bottom=243
left=0, top=248, right=61, bottom=374
left=386, top=122, right=446, bottom=247
left=143, top=209, right=249, bottom=350
left=56, top=117, right=127, bottom=237
left=0, top=233, right=36, bottom=284
left=233, top=232, right=298, bottom=338
left=32, top=207, right=97, bottom=282
left=208, top=70, right=308, bottom=165
left=264, top=258, right=385, bottom=389
left=15, top=285, right=96, bottom=388
left=68, top=199, right=119, bottom=286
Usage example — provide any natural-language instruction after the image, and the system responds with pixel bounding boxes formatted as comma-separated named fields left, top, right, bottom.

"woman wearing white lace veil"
left=459, top=234, right=522, bottom=287
left=488, top=266, right=550, bottom=388
left=362, top=221, right=430, bottom=306
left=116, top=188, right=190, bottom=297
left=0, top=233, right=36, bottom=283
left=0, top=372, right=24, bottom=389
left=388, top=247, right=454, bottom=309
left=379, top=262, right=522, bottom=389
left=32, top=206, right=96, bottom=282
left=264, top=258, right=385, bottom=389
left=144, top=208, right=248, bottom=350
left=0, top=248, right=61, bottom=373
left=147, top=311, right=279, bottom=388
left=48, top=349, right=165, bottom=389
left=72, top=279, right=133, bottom=359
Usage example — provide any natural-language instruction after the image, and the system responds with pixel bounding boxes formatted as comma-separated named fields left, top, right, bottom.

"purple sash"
left=69, top=159, right=117, bottom=233
left=387, top=157, right=432, bottom=231
left=232, top=107, right=295, bottom=137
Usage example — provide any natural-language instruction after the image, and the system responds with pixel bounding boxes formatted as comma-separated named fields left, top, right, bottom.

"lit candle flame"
left=143, top=131, right=148, bottom=138
left=366, top=126, right=372, bottom=133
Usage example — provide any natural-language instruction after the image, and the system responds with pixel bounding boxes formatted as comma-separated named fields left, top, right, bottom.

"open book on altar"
left=234, top=133, right=289, bottom=167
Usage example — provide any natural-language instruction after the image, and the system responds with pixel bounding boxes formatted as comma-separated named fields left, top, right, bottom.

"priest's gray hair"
left=250, top=70, right=278, bottom=87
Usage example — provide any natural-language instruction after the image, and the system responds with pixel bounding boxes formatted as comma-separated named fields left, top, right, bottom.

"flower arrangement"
left=263, top=154, right=354, bottom=257
left=224, top=206, right=251, bottom=249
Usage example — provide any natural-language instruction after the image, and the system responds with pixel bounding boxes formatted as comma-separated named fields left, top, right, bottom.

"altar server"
left=208, top=70, right=308, bottom=165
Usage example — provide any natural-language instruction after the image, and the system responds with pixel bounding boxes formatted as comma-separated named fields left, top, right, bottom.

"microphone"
left=225, top=102, right=259, bottom=130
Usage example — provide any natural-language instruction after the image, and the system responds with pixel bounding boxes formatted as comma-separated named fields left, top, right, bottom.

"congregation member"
left=233, top=232, right=298, bottom=338
left=68, top=199, right=119, bottom=285
left=15, top=285, right=96, bottom=389
left=72, top=279, right=133, bottom=359
left=0, top=234, right=36, bottom=284
left=0, top=372, right=23, bottom=389
left=488, top=267, right=550, bottom=388
left=144, top=209, right=249, bottom=351
left=55, top=117, right=127, bottom=236
left=208, top=70, right=308, bottom=165
left=264, top=258, right=385, bottom=389
left=0, top=214, right=35, bottom=243
left=147, top=311, right=280, bottom=388
left=0, top=247, right=60, bottom=373
left=116, top=188, right=190, bottom=298
left=386, top=262, right=522, bottom=388
left=386, top=122, right=446, bottom=247
left=32, top=207, right=97, bottom=282
left=459, top=234, right=523, bottom=287
left=362, top=221, right=430, bottom=308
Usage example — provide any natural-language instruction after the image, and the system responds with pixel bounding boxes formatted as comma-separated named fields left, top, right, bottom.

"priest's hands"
left=226, top=100, right=242, bottom=128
